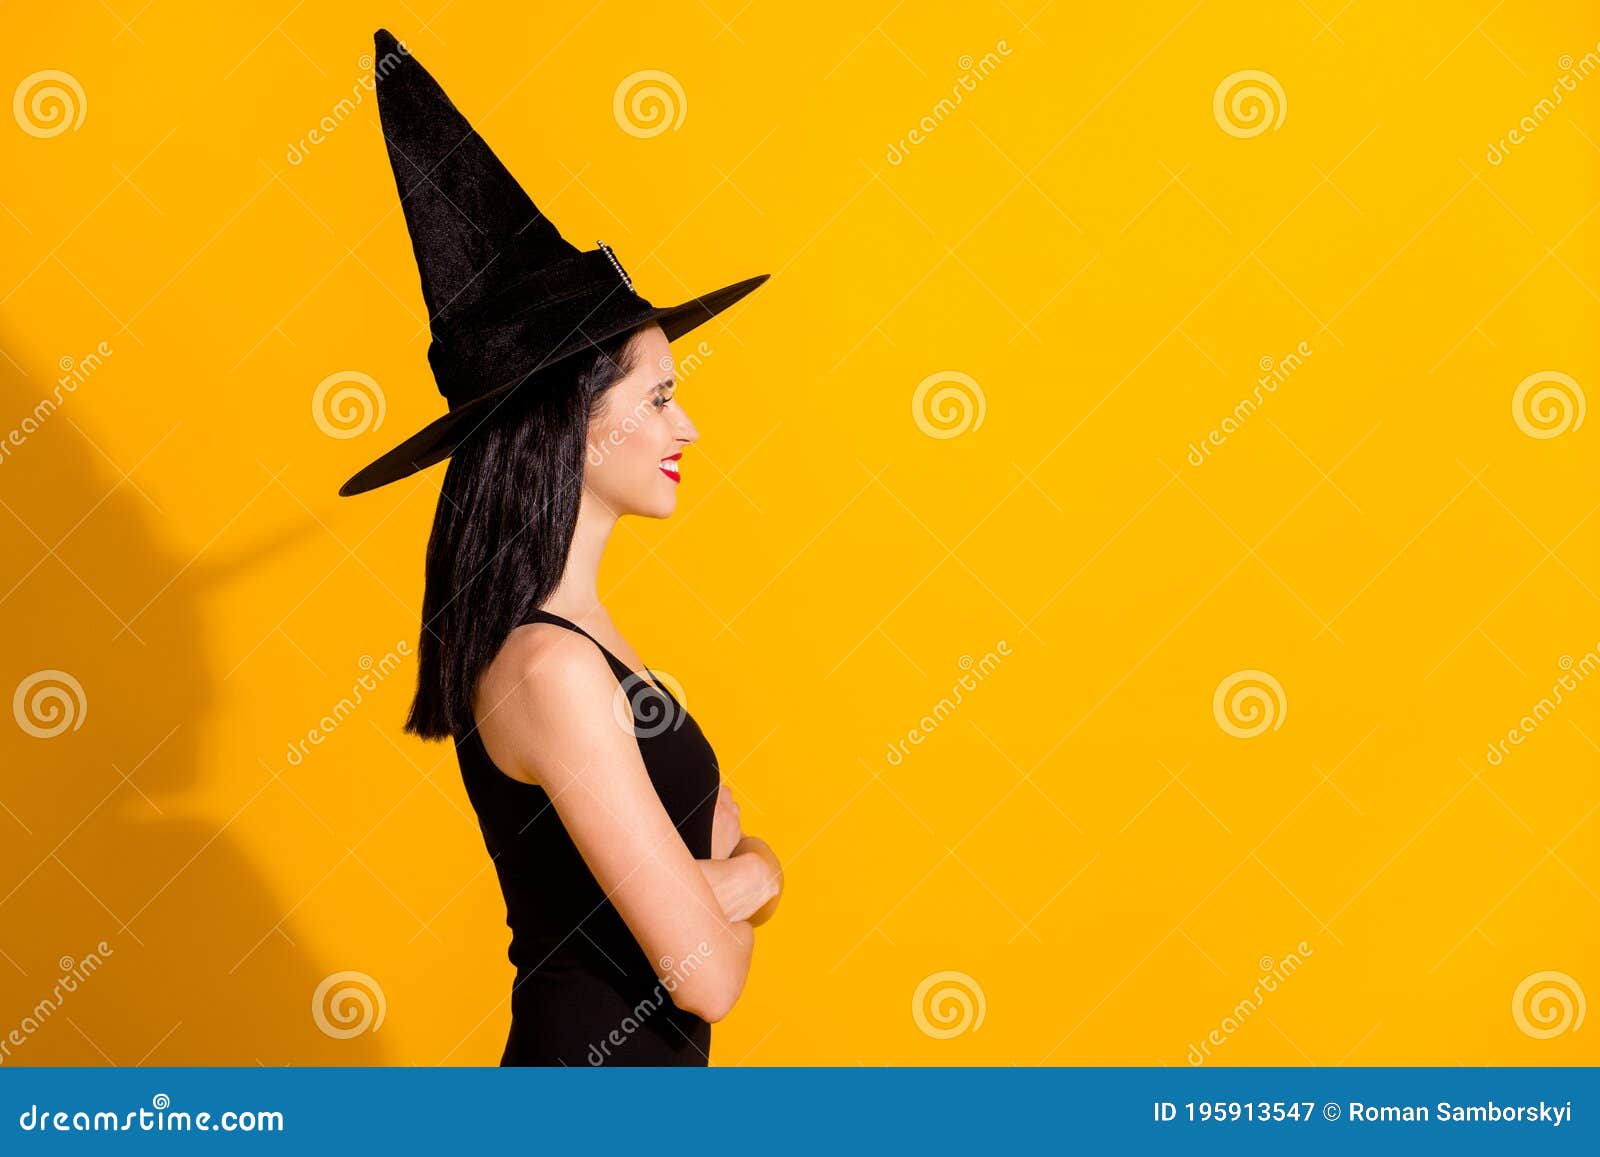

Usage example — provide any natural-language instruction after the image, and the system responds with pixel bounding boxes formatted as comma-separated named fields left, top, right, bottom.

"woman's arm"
left=475, top=630, right=755, bottom=1022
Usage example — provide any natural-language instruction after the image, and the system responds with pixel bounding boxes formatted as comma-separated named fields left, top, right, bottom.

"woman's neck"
left=542, top=489, right=617, bottom=618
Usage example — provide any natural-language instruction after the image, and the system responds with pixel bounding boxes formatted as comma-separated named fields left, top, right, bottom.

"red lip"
left=660, top=452, right=682, bottom=483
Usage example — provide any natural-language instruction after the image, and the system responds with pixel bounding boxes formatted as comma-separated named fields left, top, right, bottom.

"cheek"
left=589, top=411, right=662, bottom=480
left=617, top=420, right=656, bottom=466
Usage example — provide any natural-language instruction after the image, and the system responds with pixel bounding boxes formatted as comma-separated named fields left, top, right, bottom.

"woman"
left=339, top=31, right=783, bottom=1065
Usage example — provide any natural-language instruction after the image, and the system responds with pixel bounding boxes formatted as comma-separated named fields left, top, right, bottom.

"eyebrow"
left=655, top=377, right=675, bottom=389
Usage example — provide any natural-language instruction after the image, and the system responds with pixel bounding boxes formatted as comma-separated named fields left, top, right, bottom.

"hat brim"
left=337, top=273, right=769, bottom=497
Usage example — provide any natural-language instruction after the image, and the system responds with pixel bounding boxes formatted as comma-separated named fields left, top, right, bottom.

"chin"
left=647, top=475, right=680, bottom=518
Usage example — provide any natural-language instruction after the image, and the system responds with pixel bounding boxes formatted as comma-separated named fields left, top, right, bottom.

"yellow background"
left=0, top=0, right=1595, bottom=1066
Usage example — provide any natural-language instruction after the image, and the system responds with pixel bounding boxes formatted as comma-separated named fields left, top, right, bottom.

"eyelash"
left=653, top=392, right=673, bottom=410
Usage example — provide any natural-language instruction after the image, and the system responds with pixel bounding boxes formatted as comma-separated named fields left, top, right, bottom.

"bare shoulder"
left=473, top=622, right=619, bottom=785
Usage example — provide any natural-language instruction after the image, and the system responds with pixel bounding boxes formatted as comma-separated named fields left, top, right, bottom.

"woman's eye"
left=654, top=393, right=673, bottom=409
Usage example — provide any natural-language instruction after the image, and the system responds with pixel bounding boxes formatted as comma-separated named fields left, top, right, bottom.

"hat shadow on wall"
left=0, top=323, right=390, bottom=1064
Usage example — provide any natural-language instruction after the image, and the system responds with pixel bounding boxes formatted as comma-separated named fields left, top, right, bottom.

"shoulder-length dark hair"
left=404, top=326, right=644, bottom=741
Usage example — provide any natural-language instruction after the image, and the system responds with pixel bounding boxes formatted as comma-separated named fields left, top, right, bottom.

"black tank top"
left=453, top=609, right=722, bottom=1066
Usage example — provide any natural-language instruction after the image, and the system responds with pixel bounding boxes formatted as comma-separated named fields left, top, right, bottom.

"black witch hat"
left=338, top=29, right=770, bottom=497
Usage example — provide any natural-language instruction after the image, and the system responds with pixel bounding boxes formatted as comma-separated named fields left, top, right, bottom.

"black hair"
left=403, top=327, right=646, bottom=741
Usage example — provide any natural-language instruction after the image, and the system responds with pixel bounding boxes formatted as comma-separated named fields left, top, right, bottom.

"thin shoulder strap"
left=523, top=608, right=599, bottom=647
left=521, top=604, right=614, bottom=659
left=522, top=609, right=669, bottom=699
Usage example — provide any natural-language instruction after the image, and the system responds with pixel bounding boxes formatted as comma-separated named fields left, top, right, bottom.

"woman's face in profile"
left=584, top=324, right=699, bottom=519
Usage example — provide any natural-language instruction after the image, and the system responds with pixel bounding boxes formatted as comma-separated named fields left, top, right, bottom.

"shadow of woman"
left=0, top=325, right=391, bottom=1065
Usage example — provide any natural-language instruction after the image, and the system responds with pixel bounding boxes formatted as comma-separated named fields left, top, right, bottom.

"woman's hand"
left=731, top=834, right=783, bottom=926
left=711, top=783, right=742, bottom=859
left=696, top=834, right=785, bottom=924
left=706, top=787, right=781, bottom=924
left=698, top=852, right=776, bottom=923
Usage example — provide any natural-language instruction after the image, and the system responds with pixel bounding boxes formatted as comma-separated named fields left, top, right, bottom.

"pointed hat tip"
left=373, top=28, right=399, bottom=53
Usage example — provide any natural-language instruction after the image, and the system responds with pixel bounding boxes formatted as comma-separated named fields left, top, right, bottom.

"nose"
left=671, top=400, right=699, bottom=445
